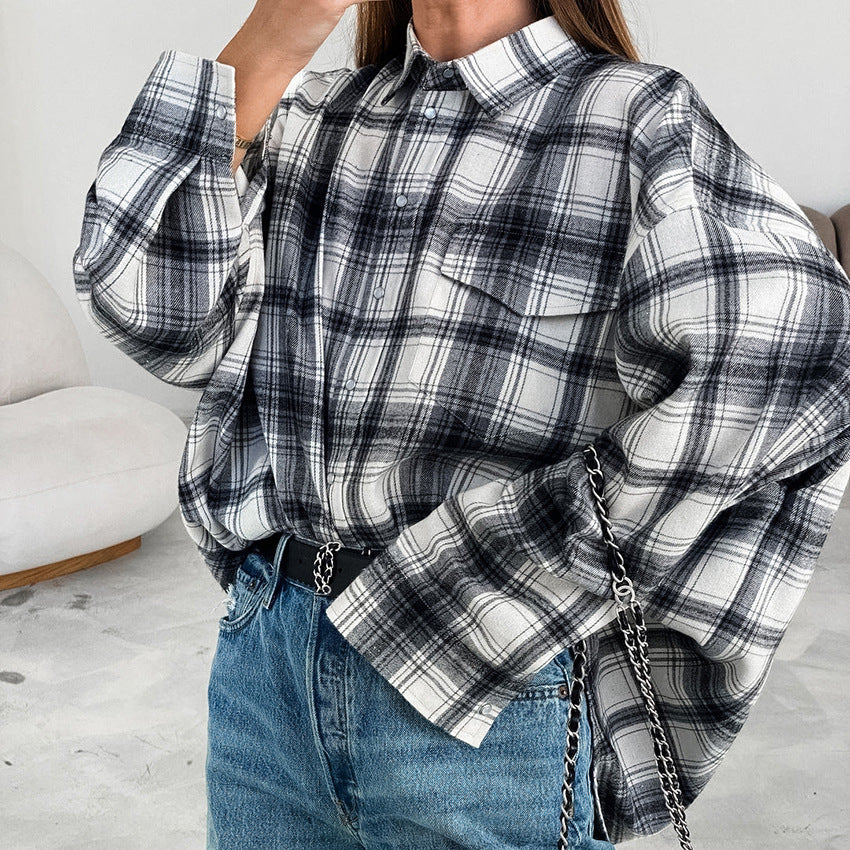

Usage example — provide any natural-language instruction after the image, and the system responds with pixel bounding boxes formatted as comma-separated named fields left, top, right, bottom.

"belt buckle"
left=312, top=540, right=342, bottom=596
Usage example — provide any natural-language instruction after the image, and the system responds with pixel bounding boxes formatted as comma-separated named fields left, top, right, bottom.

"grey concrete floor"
left=1, top=492, right=849, bottom=850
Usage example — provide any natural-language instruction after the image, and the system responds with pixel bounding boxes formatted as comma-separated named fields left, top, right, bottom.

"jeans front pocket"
left=218, top=552, right=271, bottom=634
left=473, top=645, right=597, bottom=850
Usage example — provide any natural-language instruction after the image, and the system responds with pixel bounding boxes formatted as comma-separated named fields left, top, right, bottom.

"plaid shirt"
left=73, top=15, right=850, bottom=842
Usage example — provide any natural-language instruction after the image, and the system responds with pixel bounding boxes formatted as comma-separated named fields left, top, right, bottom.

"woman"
left=72, top=0, right=850, bottom=847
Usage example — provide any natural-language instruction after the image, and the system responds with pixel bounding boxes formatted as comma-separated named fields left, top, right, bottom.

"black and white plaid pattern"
left=73, top=15, right=850, bottom=842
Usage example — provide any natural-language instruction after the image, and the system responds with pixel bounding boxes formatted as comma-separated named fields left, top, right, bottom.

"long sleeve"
left=326, top=197, right=850, bottom=715
left=72, top=50, right=282, bottom=388
left=323, top=72, right=850, bottom=835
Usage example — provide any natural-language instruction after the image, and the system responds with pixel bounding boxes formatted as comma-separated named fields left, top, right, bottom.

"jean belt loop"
left=263, top=532, right=292, bottom=610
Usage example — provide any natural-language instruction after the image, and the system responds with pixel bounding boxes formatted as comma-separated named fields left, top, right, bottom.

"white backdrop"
left=1, top=0, right=848, bottom=420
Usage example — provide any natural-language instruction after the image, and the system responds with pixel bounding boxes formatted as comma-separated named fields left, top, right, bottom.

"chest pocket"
left=407, top=221, right=623, bottom=458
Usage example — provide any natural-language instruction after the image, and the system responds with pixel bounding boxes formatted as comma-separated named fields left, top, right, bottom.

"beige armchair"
left=799, top=203, right=850, bottom=276
left=0, top=242, right=188, bottom=590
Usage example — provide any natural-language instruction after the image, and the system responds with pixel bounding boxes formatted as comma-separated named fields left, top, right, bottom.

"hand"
left=239, top=0, right=391, bottom=74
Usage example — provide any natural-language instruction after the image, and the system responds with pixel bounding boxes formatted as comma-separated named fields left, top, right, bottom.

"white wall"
left=2, top=0, right=848, bottom=420
left=634, top=0, right=850, bottom=211
left=0, top=0, right=356, bottom=420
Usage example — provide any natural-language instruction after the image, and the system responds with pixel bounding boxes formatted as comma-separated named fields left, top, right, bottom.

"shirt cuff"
left=119, top=49, right=237, bottom=162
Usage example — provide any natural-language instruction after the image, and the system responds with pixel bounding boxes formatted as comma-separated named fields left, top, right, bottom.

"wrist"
left=216, top=46, right=302, bottom=97
left=219, top=10, right=308, bottom=85
left=217, top=44, right=301, bottom=142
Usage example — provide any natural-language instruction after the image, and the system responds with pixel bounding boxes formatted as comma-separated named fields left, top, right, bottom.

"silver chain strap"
left=558, top=639, right=587, bottom=849
left=313, top=540, right=341, bottom=596
left=580, top=443, right=694, bottom=849
left=310, top=455, right=692, bottom=848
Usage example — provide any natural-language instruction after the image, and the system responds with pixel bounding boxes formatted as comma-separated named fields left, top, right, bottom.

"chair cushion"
left=0, top=385, right=188, bottom=574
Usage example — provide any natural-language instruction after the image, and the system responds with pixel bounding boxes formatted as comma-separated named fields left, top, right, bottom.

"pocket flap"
left=440, top=221, right=620, bottom=316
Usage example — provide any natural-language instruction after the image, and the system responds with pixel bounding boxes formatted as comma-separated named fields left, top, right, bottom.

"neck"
left=410, top=0, right=539, bottom=62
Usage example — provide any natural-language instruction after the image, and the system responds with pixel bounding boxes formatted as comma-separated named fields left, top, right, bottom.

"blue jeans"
left=206, top=533, right=615, bottom=850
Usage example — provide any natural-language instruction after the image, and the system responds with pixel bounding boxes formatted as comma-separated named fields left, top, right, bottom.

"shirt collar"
left=378, top=14, right=595, bottom=119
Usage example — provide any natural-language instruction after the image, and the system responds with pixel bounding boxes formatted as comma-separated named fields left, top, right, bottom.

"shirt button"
left=395, top=194, right=408, bottom=208
left=424, top=106, right=437, bottom=119
left=479, top=703, right=493, bottom=715
left=442, top=66, right=455, bottom=78
left=215, top=105, right=227, bottom=120
left=344, top=378, right=357, bottom=391
left=373, top=286, right=385, bottom=299
left=327, top=472, right=336, bottom=484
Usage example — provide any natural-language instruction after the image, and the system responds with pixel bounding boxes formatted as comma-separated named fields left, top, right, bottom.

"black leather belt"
left=255, top=532, right=380, bottom=598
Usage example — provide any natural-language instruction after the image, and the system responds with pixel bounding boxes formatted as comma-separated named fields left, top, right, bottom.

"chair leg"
left=0, top=537, right=142, bottom=591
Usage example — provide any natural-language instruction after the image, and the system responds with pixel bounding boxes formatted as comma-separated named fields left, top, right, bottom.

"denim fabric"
left=206, top=533, right=615, bottom=850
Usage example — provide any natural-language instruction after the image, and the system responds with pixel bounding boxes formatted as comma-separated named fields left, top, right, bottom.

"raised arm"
left=72, top=0, right=386, bottom=387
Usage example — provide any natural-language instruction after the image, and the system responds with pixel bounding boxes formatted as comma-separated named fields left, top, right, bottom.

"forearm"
left=217, top=13, right=303, bottom=176
left=219, top=0, right=379, bottom=175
